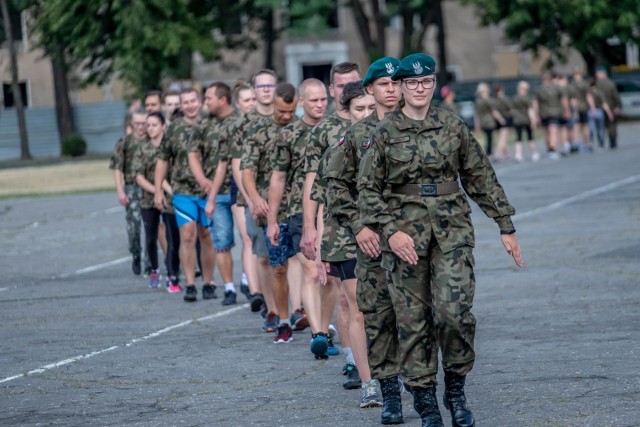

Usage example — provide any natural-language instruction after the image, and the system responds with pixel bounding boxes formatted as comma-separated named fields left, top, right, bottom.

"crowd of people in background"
left=457, top=66, right=622, bottom=163
left=106, top=53, right=529, bottom=427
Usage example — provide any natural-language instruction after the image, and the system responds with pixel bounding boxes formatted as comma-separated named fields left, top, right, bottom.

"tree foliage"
left=31, top=0, right=218, bottom=94
left=461, top=0, right=640, bottom=72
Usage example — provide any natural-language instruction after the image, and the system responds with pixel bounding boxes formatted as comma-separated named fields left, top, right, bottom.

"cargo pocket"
left=356, top=263, right=378, bottom=314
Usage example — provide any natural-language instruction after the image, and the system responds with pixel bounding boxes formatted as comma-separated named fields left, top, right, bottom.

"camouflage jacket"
left=271, top=119, right=313, bottom=217
left=358, top=107, right=516, bottom=256
left=596, top=77, right=622, bottom=110
left=109, top=135, right=146, bottom=184
left=474, top=96, right=497, bottom=130
left=240, top=119, right=288, bottom=223
left=325, top=112, right=379, bottom=239
left=535, top=84, right=564, bottom=119
left=510, top=94, right=532, bottom=126
left=131, top=140, right=174, bottom=213
left=303, top=112, right=352, bottom=205
left=224, top=110, right=272, bottom=206
left=158, top=117, right=204, bottom=198
left=188, top=115, right=230, bottom=194
left=213, top=110, right=242, bottom=194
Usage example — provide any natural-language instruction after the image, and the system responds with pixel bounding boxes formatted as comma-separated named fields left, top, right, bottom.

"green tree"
left=461, top=0, right=640, bottom=74
left=32, top=0, right=218, bottom=96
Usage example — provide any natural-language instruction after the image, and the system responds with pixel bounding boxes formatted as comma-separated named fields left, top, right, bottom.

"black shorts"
left=514, top=124, right=533, bottom=141
left=541, top=117, right=561, bottom=127
left=330, top=259, right=357, bottom=281
left=578, top=111, right=589, bottom=124
left=288, top=213, right=303, bottom=255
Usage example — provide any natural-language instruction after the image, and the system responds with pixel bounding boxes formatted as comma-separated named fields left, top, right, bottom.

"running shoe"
left=202, top=283, right=217, bottom=300
left=168, top=283, right=182, bottom=294
left=263, top=312, right=279, bottom=333
left=343, top=363, right=362, bottom=389
left=327, top=335, right=340, bottom=356
left=290, top=308, right=309, bottom=331
left=131, top=255, right=141, bottom=275
left=184, top=285, right=197, bottom=302
left=273, top=323, right=293, bottom=344
left=360, top=380, right=383, bottom=408
left=240, top=284, right=251, bottom=301
left=310, top=333, right=329, bottom=359
left=222, top=290, right=237, bottom=305
left=148, top=269, right=160, bottom=288
left=250, top=293, right=265, bottom=312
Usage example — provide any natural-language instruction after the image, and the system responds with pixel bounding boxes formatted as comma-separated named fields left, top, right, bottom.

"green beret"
left=391, top=53, right=437, bottom=81
left=362, top=57, right=400, bottom=86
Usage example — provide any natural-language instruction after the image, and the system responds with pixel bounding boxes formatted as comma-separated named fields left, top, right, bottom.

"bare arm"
left=266, top=170, right=286, bottom=245
left=154, top=159, right=168, bottom=211
left=136, top=174, right=155, bottom=194
left=300, top=172, right=319, bottom=260
left=242, top=168, right=268, bottom=218
left=113, top=170, right=128, bottom=206
left=187, top=152, right=212, bottom=193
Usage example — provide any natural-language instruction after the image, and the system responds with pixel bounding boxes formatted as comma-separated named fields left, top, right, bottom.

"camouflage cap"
left=391, top=53, right=436, bottom=81
left=362, top=57, right=400, bottom=87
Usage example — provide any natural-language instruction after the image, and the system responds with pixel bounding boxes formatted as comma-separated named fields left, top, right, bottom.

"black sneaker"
left=250, top=293, right=265, bottom=312
left=131, top=255, right=141, bottom=275
left=240, top=284, right=251, bottom=301
left=343, top=363, right=362, bottom=389
left=202, top=283, right=217, bottom=300
left=183, top=285, right=197, bottom=302
left=222, top=290, right=237, bottom=305
left=195, top=267, right=202, bottom=278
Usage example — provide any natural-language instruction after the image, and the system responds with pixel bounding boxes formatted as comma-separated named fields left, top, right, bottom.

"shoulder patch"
left=389, top=136, right=411, bottom=144
left=338, top=136, right=345, bottom=146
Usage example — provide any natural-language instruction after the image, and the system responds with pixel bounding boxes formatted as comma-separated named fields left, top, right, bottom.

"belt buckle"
left=419, top=184, right=436, bottom=196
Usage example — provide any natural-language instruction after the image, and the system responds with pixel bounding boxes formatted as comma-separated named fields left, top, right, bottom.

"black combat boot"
left=443, top=372, right=475, bottom=427
left=379, top=376, right=403, bottom=424
left=412, top=386, right=444, bottom=427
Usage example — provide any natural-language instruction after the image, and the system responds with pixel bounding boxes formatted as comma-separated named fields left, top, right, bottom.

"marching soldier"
left=358, top=53, right=523, bottom=427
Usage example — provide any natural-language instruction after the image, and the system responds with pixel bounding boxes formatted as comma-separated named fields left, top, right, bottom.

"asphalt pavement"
left=1, top=124, right=639, bottom=427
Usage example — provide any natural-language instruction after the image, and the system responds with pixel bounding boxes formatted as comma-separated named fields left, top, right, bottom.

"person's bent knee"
left=272, top=264, right=287, bottom=278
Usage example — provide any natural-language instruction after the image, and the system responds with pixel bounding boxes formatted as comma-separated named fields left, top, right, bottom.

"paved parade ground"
left=1, top=125, right=639, bottom=426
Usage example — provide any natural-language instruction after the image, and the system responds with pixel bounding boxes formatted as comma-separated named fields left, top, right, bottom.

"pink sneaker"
left=148, top=270, right=160, bottom=288
left=168, top=282, right=182, bottom=294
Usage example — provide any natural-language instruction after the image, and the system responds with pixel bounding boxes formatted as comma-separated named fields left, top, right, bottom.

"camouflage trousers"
left=356, top=251, right=401, bottom=381
left=124, top=184, right=143, bottom=259
left=381, top=243, right=476, bottom=388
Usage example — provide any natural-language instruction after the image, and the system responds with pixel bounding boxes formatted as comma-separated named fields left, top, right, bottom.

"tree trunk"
left=50, top=46, right=77, bottom=143
left=1, top=0, right=30, bottom=160
left=263, top=8, right=275, bottom=71
left=434, top=0, right=448, bottom=84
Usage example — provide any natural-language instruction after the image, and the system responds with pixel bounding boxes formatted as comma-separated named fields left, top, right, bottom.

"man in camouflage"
left=109, top=109, right=149, bottom=275
left=300, top=62, right=361, bottom=362
left=325, top=57, right=406, bottom=423
left=595, top=66, right=622, bottom=149
left=154, top=88, right=227, bottom=303
left=533, top=71, right=570, bottom=160
left=189, top=82, right=241, bottom=306
left=226, top=69, right=278, bottom=319
left=241, top=83, right=298, bottom=343
left=358, top=53, right=523, bottom=427
left=266, top=78, right=328, bottom=340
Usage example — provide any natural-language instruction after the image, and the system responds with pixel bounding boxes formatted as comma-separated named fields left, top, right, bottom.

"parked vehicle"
left=614, top=79, right=640, bottom=119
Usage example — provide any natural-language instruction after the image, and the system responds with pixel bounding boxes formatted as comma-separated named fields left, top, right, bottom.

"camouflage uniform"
left=109, top=135, right=146, bottom=262
left=197, top=110, right=241, bottom=195
left=535, top=83, right=564, bottom=121
left=325, top=112, right=401, bottom=380
left=303, top=112, right=357, bottom=262
left=188, top=115, right=230, bottom=188
left=596, top=76, right=622, bottom=148
left=358, top=107, right=516, bottom=388
left=158, top=117, right=204, bottom=197
left=225, top=110, right=272, bottom=206
left=240, top=119, right=288, bottom=225
left=271, top=119, right=313, bottom=218
left=131, top=140, right=174, bottom=213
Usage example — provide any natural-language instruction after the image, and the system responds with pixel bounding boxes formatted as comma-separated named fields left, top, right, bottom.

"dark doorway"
left=3, top=82, right=29, bottom=108
left=303, top=63, right=332, bottom=87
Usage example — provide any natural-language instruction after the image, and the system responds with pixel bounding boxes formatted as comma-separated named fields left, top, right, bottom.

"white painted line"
left=104, top=206, right=122, bottom=214
left=58, top=256, right=130, bottom=278
left=0, top=287, right=8, bottom=292
left=0, top=304, right=249, bottom=384
left=514, top=175, right=640, bottom=221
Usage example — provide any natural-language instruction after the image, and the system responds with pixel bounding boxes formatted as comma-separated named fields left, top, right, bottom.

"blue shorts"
left=172, top=194, right=211, bottom=228
left=210, top=193, right=235, bottom=251
left=263, top=223, right=295, bottom=267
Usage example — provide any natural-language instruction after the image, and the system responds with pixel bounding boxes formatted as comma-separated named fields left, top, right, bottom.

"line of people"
left=467, top=67, right=621, bottom=163
left=110, top=53, right=524, bottom=427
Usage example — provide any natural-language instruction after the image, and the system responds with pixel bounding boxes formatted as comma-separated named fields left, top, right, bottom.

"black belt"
left=391, top=182, right=459, bottom=196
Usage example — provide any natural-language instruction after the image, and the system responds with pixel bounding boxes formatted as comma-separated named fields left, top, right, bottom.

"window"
left=0, top=5, right=23, bottom=43
left=302, top=63, right=332, bottom=86
left=3, top=82, right=29, bottom=108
